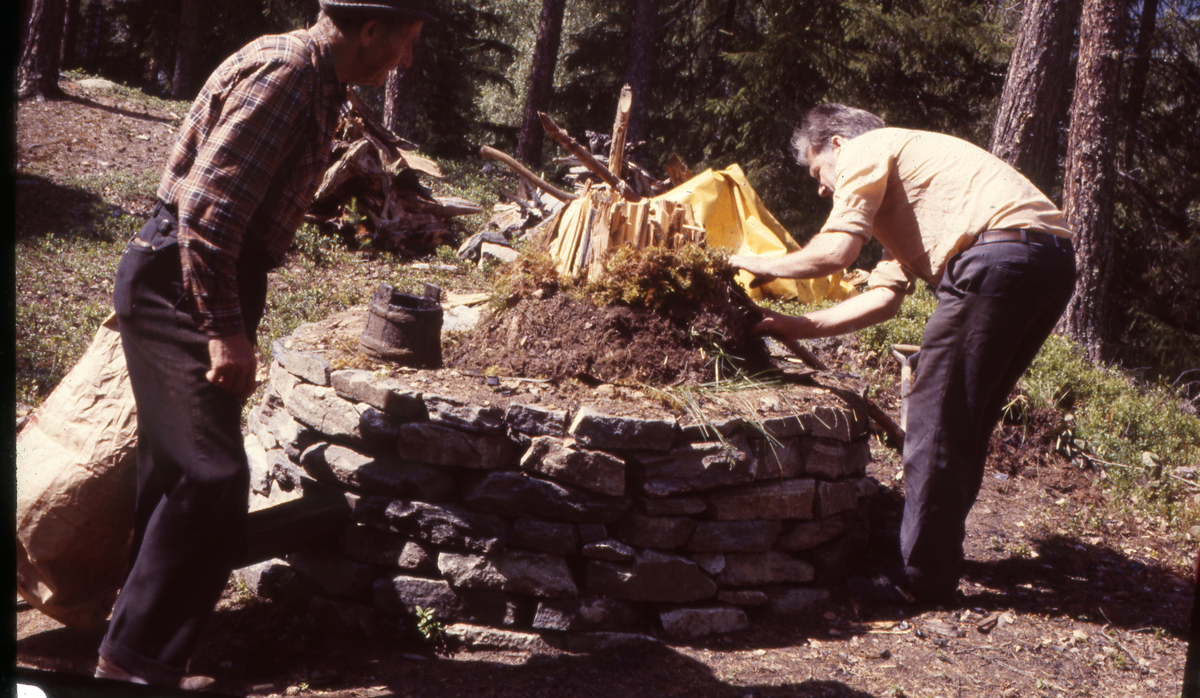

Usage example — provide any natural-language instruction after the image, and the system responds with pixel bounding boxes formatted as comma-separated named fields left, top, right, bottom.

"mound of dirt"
left=444, top=277, right=772, bottom=386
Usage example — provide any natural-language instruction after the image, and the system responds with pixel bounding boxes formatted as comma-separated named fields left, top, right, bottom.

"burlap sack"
left=16, top=313, right=138, bottom=629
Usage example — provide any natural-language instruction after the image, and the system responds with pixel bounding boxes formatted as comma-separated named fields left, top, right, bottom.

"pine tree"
left=172, top=0, right=199, bottom=98
left=1122, top=0, right=1160, bottom=167
left=18, top=0, right=68, bottom=100
left=988, top=0, right=1081, bottom=197
left=624, top=0, right=659, bottom=144
left=516, top=0, right=568, bottom=167
left=1059, top=0, right=1130, bottom=362
left=384, top=45, right=422, bottom=140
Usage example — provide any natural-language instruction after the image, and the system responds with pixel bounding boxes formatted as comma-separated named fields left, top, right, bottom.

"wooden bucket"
left=359, top=283, right=443, bottom=367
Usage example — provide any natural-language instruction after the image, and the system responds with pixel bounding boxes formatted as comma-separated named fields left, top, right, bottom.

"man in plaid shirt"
left=96, top=1, right=435, bottom=688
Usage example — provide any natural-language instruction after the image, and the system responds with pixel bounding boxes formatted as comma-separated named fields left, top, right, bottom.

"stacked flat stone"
left=245, top=330, right=878, bottom=645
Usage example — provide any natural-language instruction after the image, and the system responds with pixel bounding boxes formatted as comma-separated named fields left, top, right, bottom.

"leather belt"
left=976, top=228, right=1073, bottom=252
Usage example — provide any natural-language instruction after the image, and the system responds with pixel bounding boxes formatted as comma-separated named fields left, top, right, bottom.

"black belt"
left=976, top=228, right=1073, bottom=252
left=147, top=200, right=281, bottom=273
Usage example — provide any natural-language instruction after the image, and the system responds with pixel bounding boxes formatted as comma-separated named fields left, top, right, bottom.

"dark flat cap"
left=319, top=0, right=437, bottom=23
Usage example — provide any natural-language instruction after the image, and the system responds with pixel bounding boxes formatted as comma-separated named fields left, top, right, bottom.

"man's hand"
left=754, top=307, right=814, bottom=341
left=207, top=332, right=258, bottom=401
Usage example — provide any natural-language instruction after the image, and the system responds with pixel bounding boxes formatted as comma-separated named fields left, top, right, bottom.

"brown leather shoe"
left=94, top=655, right=149, bottom=684
left=179, top=675, right=217, bottom=692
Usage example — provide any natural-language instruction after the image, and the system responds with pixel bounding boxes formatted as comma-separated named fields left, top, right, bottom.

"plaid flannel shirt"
left=158, top=22, right=345, bottom=337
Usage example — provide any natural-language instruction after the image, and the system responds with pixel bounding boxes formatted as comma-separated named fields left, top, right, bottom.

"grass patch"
left=827, top=286, right=1200, bottom=527
left=15, top=234, right=124, bottom=405
left=1026, top=335, right=1200, bottom=523
left=15, top=162, right=160, bottom=405
left=17, top=170, right=157, bottom=242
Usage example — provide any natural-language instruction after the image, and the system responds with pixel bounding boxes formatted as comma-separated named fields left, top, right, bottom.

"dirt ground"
left=14, top=81, right=1198, bottom=697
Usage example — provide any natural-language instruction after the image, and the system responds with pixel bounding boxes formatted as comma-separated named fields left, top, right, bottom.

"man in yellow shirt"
left=731, top=103, right=1076, bottom=605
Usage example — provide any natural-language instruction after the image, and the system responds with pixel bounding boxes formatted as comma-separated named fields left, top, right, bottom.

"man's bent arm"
left=729, top=232, right=862, bottom=282
left=756, top=286, right=904, bottom=341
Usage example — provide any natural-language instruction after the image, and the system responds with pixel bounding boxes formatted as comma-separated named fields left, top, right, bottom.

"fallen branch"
left=480, top=146, right=578, bottom=203
left=776, top=336, right=906, bottom=450
left=346, top=87, right=419, bottom=152
left=538, top=111, right=642, bottom=202
left=777, top=336, right=828, bottom=372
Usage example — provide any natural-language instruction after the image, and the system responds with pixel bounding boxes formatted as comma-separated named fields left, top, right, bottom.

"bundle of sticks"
left=480, top=85, right=703, bottom=278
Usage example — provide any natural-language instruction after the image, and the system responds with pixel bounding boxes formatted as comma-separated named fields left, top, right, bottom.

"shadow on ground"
left=15, top=173, right=132, bottom=242
left=60, top=92, right=179, bottom=125
left=17, top=605, right=878, bottom=698
left=960, top=534, right=1193, bottom=637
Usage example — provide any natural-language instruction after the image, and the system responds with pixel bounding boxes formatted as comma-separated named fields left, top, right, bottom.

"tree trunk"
left=60, top=0, right=79, bottom=67
left=171, top=0, right=199, bottom=98
left=80, top=0, right=105, bottom=69
left=515, top=0, right=568, bottom=167
left=20, top=0, right=34, bottom=58
left=988, top=0, right=1081, bottom=197
left=383, top=45, right=422, bottom=141
left=18, top=0, right=68, bottom=100
left=624, top=0, right=659, bottom=145
left=1058, top=0, right=1129, bottom=362
left=1123, top=0, right=1159, bottom=167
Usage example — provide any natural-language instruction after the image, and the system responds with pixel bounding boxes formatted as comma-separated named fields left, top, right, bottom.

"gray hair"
left=791, top=103, right=886, bottom=166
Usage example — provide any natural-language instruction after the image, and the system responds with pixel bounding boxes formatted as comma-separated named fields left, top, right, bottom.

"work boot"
left=179, top=674, right=217, bottom=692
left=94, top=655, right=149, bottom=684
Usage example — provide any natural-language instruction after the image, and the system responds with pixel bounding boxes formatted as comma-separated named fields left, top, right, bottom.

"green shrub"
left=1026, top=335, right=1200, bottom=522
left=842, top=287, right=1200, bottom=524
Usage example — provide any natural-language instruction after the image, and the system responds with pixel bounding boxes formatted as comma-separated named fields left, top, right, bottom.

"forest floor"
left=14, top=81, right=1198, bottom=698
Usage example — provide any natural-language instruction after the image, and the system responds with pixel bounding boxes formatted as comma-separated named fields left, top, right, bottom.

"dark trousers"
left=900, top=239, right=1076, bottom=598
left=100, top=204, right=267, bottom=685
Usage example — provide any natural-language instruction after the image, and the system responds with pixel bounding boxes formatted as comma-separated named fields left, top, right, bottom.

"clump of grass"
left=62, top=69, right=192, bottom=115
left=490, top=249, right=564, bottom=305
left=582, top=244, right=732, bottom=308
left=487, top=244, right=737, bottom=313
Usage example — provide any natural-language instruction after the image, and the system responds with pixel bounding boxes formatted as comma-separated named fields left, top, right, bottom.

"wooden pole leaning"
left=538, top=111, right=642, bottom=202
left=479, top=145, right=579, bottom=203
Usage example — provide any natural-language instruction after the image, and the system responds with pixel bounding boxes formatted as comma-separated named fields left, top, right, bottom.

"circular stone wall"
left=243, top=309, right=877, bottom=646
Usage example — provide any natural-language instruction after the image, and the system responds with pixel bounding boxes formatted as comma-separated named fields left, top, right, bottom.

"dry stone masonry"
left=245, top=322, right=878, bottom=647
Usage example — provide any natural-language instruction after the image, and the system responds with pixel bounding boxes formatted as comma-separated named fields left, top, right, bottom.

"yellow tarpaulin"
left=656, top=164, right=856, bottom=304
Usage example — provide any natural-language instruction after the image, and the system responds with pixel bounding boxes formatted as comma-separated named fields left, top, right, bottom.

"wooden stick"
left=777, top=336, right=829, bottom=372
left=608, top=85, right=633, bottom=180
left=479, top=145, right=579, bottom=202
left=347, top=87, right=420, bottom=151
left=777, top=336, right=906, bottom=450
left=538, top=112, right=642, bottom=202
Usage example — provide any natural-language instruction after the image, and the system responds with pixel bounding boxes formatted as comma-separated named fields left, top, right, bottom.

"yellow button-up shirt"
left=820, top=128, right=1073, bottom=293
